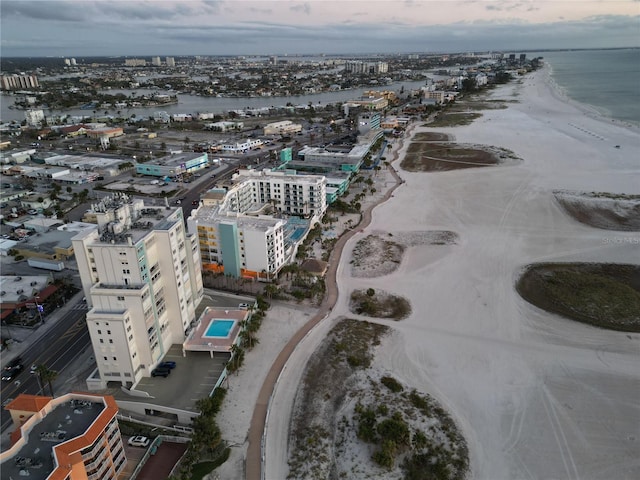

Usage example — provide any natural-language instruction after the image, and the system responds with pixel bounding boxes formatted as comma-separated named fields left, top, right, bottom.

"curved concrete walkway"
left=245, top=127, right=414, bottom=480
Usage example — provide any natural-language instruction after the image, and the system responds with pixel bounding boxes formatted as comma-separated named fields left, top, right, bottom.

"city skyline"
left=1, top=0, right=638, bottom=58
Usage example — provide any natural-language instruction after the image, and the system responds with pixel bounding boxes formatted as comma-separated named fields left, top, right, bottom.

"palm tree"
left=35, top=364, right=58, bottom=396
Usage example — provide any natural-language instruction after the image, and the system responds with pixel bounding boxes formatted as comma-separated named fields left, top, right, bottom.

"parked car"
left=127, top=436, right=150, bottom=448
left=2, top=364, right=23, bottom=382
left=158, top=361, right=176, bottom=369
left=238, top=303, right=249, bottom=310
left=151, top=367, right=171, bottom=377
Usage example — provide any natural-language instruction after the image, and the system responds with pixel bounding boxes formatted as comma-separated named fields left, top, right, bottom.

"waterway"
left=1, top=79, right=432, bottom=123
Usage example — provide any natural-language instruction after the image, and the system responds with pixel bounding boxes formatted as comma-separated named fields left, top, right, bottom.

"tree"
left=35, top=365, right=58, bottom=396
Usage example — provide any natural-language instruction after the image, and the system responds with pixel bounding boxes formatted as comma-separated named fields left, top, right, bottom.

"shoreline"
left=543, top=61, right=640, bottom=133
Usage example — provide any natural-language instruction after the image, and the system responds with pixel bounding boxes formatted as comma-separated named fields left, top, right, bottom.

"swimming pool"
left=289, top=227, right=306, bottom=242
left=204, top=319, right=236, bottom=338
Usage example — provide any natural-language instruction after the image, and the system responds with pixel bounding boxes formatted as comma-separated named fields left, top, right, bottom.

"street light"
left=35, top=296, right=44, bottom=324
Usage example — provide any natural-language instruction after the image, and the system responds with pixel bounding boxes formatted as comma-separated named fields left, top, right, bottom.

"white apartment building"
left=188, top=170, right=326, bottom=280
left=72, top=193, right=203, bottom=389
left=24, top=109, right=45, bottom=126
left=263, top=120, right=302, bottom=136
left=151, top=56, right=162, bottom=66
left=166, top=57, right=175, bottom=67
left=234, top=168, right=327, bottom=218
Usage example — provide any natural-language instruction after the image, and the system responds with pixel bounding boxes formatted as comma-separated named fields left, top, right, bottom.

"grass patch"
left=426, top=112, right=482, bottom=127
left=412, top=132, right=453, bottom=142
left=402, top=142, right=498, bottom=172
left=350, top=289, right=412, bottom=320
left=516, top=263, right=640, bottom=332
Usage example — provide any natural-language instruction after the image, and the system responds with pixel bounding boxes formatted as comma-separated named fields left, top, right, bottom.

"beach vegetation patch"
left=553, top=190, right=640, bottom=231
left=351, top=234, right=405, bottom=277
left=412, top=132, right=453, bottom=142
left=402, top=141, right=502, bottom=171
left=350, top=231, right=459, bottom=277
left=350, top=288, right=412, bottom=320
left=426, top=112, right=482, bottom=127
left=516, top=263, right=640, bottom=332
left=288, top=318, right=469, bottom=480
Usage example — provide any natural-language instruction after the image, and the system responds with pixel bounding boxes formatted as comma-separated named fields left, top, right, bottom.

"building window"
left=97, top=330, right=101, bottom=334
left=117, top=296, right=125, bottom=301
left=99, top=339, right=104, bottom=344
left=107, top=330, right=111, bottom=335
left=109, top=339, right=113, bottom=344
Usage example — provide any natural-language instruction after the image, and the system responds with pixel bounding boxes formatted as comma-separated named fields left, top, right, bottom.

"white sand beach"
left=259, top=64, right=640, bottom=480
left=332, top=66, right=639, bottom=478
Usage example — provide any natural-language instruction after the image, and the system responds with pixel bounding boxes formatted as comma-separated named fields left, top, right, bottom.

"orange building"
left=1, top=393, right=126, bottom=480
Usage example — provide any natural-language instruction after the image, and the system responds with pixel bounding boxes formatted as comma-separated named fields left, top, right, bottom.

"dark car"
left=2, top=364, right=23, bottom=382
left=151, top=367, right=171, bottom=378
left=4, top=357, right=22, bottom=370
left=158, top=361, right=176, bottom=369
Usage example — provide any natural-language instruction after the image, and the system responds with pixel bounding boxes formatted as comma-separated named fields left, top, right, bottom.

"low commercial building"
left=135, top=152, right=208, bottom=179
left=1, top=393, right=126, bottom=480
left=86, top=127, right=124, bottom=139
left=346, top=96, right=388, bottom=110
left=263, top=120, right=303, bottom=136
left=6, top=228, right=76, bottom=261
left=19, top=193, right=55, bottom=211
left=203, top=121, right=244, bottom=131
left=219, top=138, right=263, bottom=154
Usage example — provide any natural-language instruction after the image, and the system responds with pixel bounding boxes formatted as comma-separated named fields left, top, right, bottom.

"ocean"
left=533, top=48, right=640, bottom=128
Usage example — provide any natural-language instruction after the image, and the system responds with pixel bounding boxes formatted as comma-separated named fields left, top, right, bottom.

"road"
left=0, top=300, right=90, bottom=434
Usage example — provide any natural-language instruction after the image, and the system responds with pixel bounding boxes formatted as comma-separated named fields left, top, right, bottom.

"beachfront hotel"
left=1, top=393, right=126, bottom=480
left=72, top=193, right=203, bottom=389
left=188, top=170, right=326, bottom=280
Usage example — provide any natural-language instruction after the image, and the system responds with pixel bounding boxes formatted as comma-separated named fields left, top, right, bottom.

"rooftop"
left=1, top=394, right=112, bottom=480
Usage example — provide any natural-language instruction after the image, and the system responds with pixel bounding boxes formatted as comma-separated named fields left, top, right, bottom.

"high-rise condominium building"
left=1, top=393, right=126, bottom=480
left=151, top=56, right=161, bottom=66
left=72, top=193, right=203, bottom=388
left=166, top=57, right=175, bottom=67
left=0, top=75, right=39, bottom=91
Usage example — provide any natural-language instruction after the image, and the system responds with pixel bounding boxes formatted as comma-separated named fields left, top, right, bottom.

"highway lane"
left=0, top=305, right=90, bottom=434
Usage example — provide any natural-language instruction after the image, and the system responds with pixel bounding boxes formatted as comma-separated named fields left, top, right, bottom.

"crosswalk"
left=69, top=303, right=88, bottom=311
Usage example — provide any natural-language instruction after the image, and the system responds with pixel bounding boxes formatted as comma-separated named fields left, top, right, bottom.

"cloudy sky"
left=1, top=0, right=638, bottom=57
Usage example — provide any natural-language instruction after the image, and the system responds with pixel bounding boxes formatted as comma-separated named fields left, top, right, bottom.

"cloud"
left=250, top=7, right=273, bottom=15
left=290, top=2, right=311, bottom=15
left=1, top=1, right=87, bottom=22
left=1, top=1, right=638, bottom=56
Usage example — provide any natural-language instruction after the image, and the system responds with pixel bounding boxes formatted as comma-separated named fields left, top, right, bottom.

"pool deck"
left=183, top=306, right=248, bottom=354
